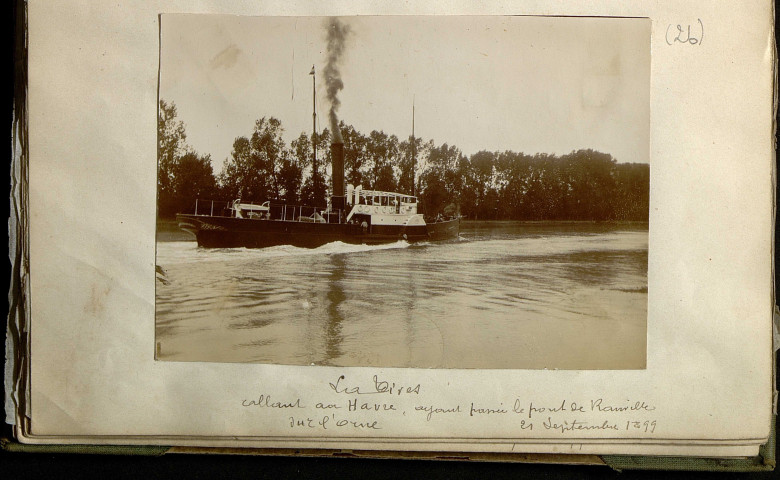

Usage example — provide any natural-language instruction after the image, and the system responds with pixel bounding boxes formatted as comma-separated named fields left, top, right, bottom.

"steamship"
left=176, top=66, right=459, bottom=248
left=176, top=142, right=460, bottom=248
left=176, top=65, right=460, bottom=248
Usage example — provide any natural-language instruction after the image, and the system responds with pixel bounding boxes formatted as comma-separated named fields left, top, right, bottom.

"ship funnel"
left=330, top=142, right=346, bottom=211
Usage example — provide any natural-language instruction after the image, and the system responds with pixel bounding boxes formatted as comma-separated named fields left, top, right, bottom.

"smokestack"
left=330, top=142, right=346, bottom=211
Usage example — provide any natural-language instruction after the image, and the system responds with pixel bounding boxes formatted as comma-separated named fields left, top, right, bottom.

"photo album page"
left=8, top=0, right=776, bottom=460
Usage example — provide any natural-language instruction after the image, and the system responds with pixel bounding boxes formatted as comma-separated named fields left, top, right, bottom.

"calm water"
left=155, top=222, right=647, bottom=369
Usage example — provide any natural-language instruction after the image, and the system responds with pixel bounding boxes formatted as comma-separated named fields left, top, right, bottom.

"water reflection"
left=323, top=254, right=345, bottom=364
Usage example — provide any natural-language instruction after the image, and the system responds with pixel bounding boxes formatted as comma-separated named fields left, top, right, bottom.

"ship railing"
left=191, top=199, right=344, bottom=223
left=193, top=199, right=232, bottom=217
left=279, top=204, right=344, bottom=224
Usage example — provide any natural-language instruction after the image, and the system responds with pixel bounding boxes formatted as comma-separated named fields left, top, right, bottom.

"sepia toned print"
left=155, top=15, right=650, bottom=368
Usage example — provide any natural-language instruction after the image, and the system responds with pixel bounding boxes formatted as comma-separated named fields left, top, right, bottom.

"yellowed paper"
left=20, top=0, right=774, bottom=456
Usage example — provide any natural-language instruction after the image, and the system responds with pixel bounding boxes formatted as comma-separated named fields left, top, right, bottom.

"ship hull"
left=176, top=214, right=460, bottom=248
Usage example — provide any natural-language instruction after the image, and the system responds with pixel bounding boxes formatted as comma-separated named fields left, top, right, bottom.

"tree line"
left=158, top=100, right=649, bottom=221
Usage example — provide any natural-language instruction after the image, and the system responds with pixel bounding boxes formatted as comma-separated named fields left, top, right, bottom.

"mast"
left=310, top=65, right=317, bottom=201
left=411, top=96, right=416, bottom=197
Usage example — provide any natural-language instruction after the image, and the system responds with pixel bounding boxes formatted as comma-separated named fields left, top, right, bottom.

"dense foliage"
left=158, top=100, right=649, bottom=221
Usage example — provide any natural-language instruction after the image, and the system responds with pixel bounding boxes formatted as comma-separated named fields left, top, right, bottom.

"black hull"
left=176, top=214, right=460, bottom=248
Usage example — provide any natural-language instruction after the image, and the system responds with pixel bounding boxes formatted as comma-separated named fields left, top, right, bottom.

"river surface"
left=155, top=222, right=647, bottom=369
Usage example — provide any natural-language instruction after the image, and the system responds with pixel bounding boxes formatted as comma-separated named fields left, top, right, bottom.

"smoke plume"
left=324, top=17, right=350, bottom=143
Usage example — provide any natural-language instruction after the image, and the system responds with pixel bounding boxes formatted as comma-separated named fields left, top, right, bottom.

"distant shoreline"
left=157, top=219, right=194, bottom=242
left=156, top=218, right=648, bottom=243
left=461, top=219, right=649, bottom=226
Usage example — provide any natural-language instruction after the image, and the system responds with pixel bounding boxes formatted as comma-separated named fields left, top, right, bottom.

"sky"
left=160, top=15, right=650, bottom=172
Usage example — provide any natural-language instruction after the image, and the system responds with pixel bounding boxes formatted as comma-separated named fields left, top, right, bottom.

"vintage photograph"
left=155, top=15, right=650, bottom=369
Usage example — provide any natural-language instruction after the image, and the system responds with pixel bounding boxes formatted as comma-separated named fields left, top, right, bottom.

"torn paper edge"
left=6, top=0, right=29, bottom=428
left=772, top=0, right=778, bottom=418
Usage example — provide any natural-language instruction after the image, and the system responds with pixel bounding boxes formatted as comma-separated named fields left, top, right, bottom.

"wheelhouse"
left=345, top=185, right=418, bottom=216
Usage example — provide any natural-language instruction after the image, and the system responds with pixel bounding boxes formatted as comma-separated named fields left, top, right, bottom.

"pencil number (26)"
left=666, top=19, right=703, bottom=46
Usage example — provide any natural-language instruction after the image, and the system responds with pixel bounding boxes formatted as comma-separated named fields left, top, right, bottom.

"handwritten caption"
left=240, top=375, right=658, bottom=435
left=666, top=19, right=704, bottom=46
